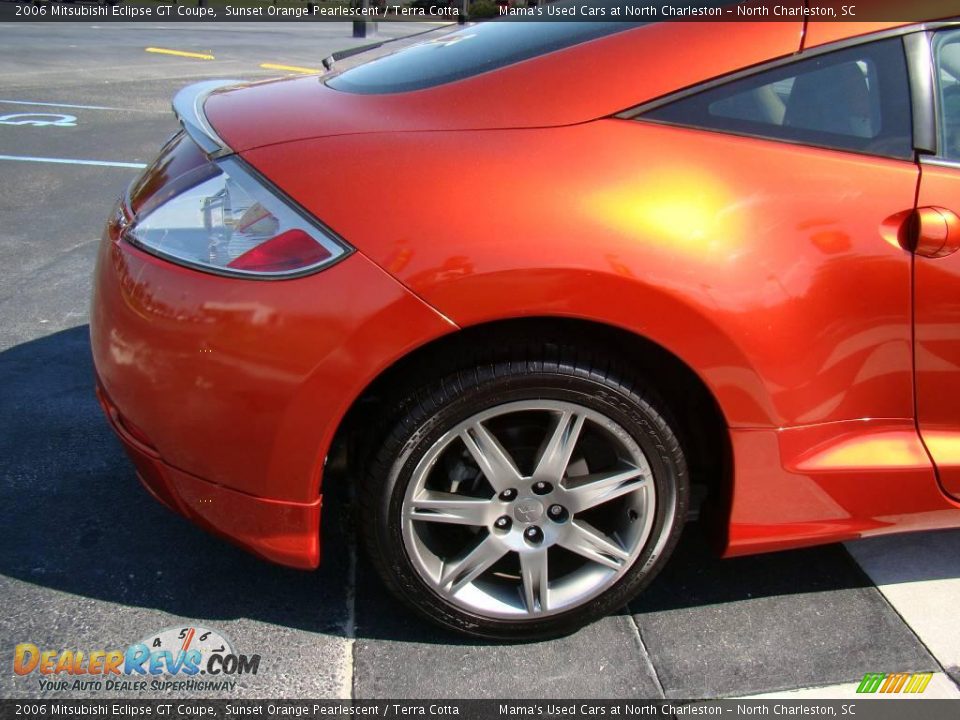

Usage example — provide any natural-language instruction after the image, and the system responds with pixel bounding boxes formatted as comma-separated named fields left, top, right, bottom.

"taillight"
left=229, top=228, right=331, bottom=272
left=123, top=155, right=348, bottom=278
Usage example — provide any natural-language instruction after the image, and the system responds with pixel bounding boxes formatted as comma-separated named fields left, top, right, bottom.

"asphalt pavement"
left=1, top=21, right=959, bottom=702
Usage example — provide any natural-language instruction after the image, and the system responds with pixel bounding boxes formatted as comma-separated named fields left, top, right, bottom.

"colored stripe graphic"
left=857, top=672, right=933, bottom=694
left=856, top=673, right=886, bottom=693
left=903, top=673, right=934, bottom=693
left=880, top=673, right=909, bottom=693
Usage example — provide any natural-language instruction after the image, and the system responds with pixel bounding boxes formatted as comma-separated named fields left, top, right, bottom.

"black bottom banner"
left=2, top=700, right=959, bottom=720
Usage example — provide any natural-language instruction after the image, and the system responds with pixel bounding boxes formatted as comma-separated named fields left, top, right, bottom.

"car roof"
left=207, top=17, right=921, bottom=153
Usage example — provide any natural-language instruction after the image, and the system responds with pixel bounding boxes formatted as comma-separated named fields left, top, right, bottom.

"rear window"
left=325, top=21, right=637, bottom=95
left=642, top=37, right=913, bottom=159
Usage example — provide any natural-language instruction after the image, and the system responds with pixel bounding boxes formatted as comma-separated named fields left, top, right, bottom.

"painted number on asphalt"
left=0, top=113, right=77, bottom=127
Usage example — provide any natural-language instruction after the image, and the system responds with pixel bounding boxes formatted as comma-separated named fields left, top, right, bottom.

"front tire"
left=360, top=347, right=688, bottom=640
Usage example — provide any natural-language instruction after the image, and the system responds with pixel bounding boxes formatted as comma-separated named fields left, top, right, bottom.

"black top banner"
left=0, top=0, right=956, bottom=23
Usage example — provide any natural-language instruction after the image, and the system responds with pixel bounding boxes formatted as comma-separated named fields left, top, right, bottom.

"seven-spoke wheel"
left=401, top=400, right=655, bottom=618
left=362, top=350, right=687, bottom=639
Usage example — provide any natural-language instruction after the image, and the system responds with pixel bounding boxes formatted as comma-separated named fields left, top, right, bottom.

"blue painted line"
left=0, top=154, right=147, bottom=169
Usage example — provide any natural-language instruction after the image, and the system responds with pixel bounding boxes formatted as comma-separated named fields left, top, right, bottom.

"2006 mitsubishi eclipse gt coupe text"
left=91, top=11, right=960, bottom=639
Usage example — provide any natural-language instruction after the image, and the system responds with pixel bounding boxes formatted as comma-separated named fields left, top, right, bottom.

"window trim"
left=616, top=20, right=960, bottom=160
left=904, top=31, right=937, bottom=154
left=920, top=26, right=960, bottom=166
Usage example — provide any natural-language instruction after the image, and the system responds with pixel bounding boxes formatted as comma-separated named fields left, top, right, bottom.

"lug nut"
left=499, top=488, right=517, bottom=502
left=524, top=526, right=544, bottom=544
left=548, top=504, right=567, bottom=521
left=532, top=481, right=553, bottom=495
left=494, top=516, right=512, bottom=531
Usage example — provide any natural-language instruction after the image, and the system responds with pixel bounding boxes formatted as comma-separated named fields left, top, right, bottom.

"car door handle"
left=911, top=206, right=960, bottom=258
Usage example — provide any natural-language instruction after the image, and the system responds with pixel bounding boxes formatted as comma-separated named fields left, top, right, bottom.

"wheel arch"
left=327, top=316, right=734, bottom=549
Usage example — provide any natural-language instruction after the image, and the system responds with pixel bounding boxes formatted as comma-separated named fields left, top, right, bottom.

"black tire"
left=360, top=345, right=689, bottom=640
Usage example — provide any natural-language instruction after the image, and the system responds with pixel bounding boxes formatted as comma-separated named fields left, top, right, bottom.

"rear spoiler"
left=322, top=41, right=386, bottom=71
left=173, top=25, right=453, bottom=155
left=171, top=79, right=243, bottom=159
left=321, top=24, right=456, bottom=71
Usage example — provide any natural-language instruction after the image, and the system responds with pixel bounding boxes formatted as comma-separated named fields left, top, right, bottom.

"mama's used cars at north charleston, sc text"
left=91, top=5, right=960, bottom=638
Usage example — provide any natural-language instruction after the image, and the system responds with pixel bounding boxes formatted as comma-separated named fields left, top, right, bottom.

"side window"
left=643, top=38, right=913, bottom=159
left=933, top=29, right=960, bottom=162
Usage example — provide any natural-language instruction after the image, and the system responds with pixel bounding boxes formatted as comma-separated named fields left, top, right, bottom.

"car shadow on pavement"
left=0, top=326, right=950, bottom=650
left=349, top=522, right=875, bottom=646
left=0, top=326, right=350, bottom=637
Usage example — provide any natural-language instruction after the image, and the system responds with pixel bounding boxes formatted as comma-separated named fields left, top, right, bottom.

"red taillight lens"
left=228, top=229, right=332, bottom=272
left=123, top=149, right=348, bottom=278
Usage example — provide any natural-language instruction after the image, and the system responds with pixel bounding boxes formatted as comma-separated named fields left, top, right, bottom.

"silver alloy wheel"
left=400, top=399, right=656, bottom=619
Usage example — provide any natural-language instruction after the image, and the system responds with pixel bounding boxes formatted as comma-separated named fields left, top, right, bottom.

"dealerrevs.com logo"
left=13, top=626, right=260, bottom=692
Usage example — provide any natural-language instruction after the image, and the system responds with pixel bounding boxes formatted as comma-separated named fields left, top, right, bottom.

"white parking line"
left=0, top=99, right=152, bottom=113
left=0, top=154, right=147, bottom=169
left=846, top=530, right=960, bottom=674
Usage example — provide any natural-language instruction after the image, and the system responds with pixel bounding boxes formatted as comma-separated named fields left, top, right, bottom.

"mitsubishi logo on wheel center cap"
left=514, top=498, right=544, bottom=523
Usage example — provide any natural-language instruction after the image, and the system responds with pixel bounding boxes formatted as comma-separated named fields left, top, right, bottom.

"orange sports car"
left=92, top=11, right=960, bottom=639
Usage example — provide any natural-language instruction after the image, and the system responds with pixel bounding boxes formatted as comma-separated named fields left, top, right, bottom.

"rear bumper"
left=90, top=203, right=456, bottom=569
left=96, top=379, right=321, bottom=569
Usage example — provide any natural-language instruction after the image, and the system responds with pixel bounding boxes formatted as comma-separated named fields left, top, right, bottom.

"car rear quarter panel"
left=243, top=120, right=918, bottom=431
left=243, top=119, right=960, bottom=551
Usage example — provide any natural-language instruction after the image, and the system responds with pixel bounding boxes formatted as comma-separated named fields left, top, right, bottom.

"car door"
left=915, top=25, right=960, bottom=501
